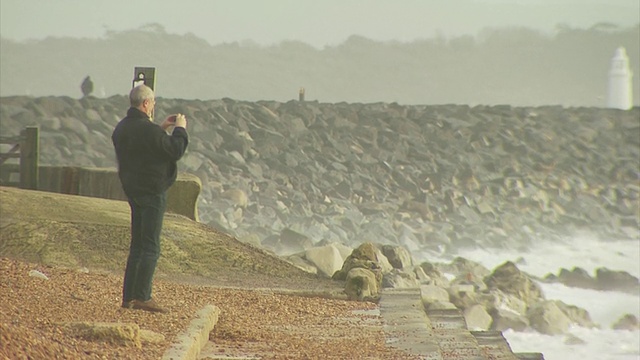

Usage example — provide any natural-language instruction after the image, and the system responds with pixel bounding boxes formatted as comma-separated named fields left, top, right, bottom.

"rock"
left=491, top=309, right=529, bottom=331
left=328, top=242, right=354, bottom=261
left=553, top=300, right=597, bottom=329
left=420, top=284, right=450, bottom=305
left=140, top=329, right=165, bottom=344
left=63, top=322, right=141, bottom=348
left=595, top=268, right=640, bottom=292
left=484, top=261, right=544, bottom=307
left=221, top=188, right=249, bottom=208
left=612, top=314, right=639, bottom=331
left=381, top=268, right=419, bottom=289
left=85, top=109, right=102, bottom=122
left=181, top=152, right=205, bottom=171
left=447, top=284, right=477, bottom=310
left=442, top=257, right=490, bottom=291
left=40, top=116, right=61, bottom=131
left=464, top=304, right=493, bottom=331
left=418, top=262, right=450, bottom=287
left=380, top=244, right=413, bottom=269
left=28, top=270, right=49, bottom=280
left=491, top=308, right=529, bottom=332
left=527, top=300, right=572, bottom=335
left=59, top=116, right=90, bottom=138
left=413, top=265, right=431, bottom=283
left=372, top=246, right=394, bottom=274
left=279, top=228, right=314, bottom=255
left=557, top=267, right=596, bottom=289
left=345, top=268, right=379, bottom=301
left=479, top=290, right=528, bottom=318
left=304, top=243, right=345, bottom=278
left=332, top=242, right=383, bottom=281
left=285, top=254, right=318, bottom=274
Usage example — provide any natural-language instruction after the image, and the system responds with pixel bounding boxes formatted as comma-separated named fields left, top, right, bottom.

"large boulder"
left=527, top=300, right=572, bottom=335
left=595, top=268, right=640, bottom=292
left=418, top=261, right=450, bottom=287
left=279, top=228, right=314, bottom=255
left=332, top=242, right=382, bottom=283
left=420, top=284, right=450, bottom=306
left=304, top=243, right=345, bottom=278
left=612, top=314, right=639, bottom=331
left=413, top=265, right=431, bottom=284
left=553, top=300, right=597, bottom=329
left=448, top=284, right=477, bottom=310
left=556, top=267, right=597, bottom=289
left=380, top=244, right=413, bottom=269
left=459, top=289, right=529, bottom=332
left=220, top=188, right=249, bottom=208
left=490, top=308, right=529, bottom=332
left=329, top=242, right=354, bottom=261
left=444, top=257, right=491, bottom=281
left=345, top=268, right=379, bottom=301
left=464, top=304, right=493, bottom=331
left=484, top=261, right=544, bottom=307
left=285, top=254, right=318, bottom=275
left=382, top=268, right=420, bottom=289
left=477, top=289, right=528, bottom=317
left=373, top=246, right=394, bottom=274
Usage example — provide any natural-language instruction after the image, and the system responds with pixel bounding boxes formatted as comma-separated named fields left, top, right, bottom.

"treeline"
left=0, top=23, right=638, bottom=106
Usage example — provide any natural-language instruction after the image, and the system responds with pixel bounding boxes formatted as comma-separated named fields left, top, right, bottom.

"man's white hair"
left=129, top=85, right=154, bottom=107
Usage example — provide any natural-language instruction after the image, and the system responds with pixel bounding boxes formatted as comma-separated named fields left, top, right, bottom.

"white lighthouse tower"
left=607, top=46, right=633, bottom=110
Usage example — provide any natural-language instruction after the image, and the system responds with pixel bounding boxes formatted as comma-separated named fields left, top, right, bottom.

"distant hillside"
left=0, top=23, right=638, bottom=107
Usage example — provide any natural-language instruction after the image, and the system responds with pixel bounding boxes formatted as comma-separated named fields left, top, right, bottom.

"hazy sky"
left=1, top=0, right=639, bottom=47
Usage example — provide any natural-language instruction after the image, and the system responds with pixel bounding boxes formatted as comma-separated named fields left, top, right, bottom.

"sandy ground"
left=0, top=257, right=421, bottom=359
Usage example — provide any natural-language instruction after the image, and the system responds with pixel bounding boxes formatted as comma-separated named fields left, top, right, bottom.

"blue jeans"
left=122, top=192, right=167, bottom=302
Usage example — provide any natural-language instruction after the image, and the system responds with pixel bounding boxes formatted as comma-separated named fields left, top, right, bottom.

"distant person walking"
left=112, top=84, right=189, bottom=313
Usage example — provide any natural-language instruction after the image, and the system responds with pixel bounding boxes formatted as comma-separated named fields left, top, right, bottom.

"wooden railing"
left=0, top=126, right=39, bottom=189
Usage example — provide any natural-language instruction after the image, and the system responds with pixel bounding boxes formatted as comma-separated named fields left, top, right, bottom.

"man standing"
left=112, top=84, right=189, bottom=313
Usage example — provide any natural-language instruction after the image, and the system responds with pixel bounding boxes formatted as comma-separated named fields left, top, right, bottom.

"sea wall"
left=37, top=166, right=201, bottom=221
left=0, top=95, right=638, bottom=256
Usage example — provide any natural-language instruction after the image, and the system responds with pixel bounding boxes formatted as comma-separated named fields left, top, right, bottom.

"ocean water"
left=435, top=234, right=640, bottom=360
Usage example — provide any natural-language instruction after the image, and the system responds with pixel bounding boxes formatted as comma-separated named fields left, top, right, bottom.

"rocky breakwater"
left=331, top=242, right=638, bottom=337
left=1, top=96, right=638, bottom=257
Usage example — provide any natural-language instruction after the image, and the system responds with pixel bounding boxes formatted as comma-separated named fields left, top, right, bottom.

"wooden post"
left=20, top=126, right=39, bottom=190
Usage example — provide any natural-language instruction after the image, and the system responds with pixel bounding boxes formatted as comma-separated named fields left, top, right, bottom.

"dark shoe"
left=121, top=300, right=133, bottom=309
left=130, top=298, right=168, bottom=313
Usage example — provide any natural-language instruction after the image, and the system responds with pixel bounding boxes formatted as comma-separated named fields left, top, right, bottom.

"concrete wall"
left=38, top=166, right=201, bottom=221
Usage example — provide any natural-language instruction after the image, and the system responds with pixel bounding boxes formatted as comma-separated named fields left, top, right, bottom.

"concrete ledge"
left=162, top=304, right=220, bottom=360
left=38, top=166, right=201, bottom=221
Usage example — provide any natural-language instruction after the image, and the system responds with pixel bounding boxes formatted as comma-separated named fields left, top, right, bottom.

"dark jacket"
left=112, top=108, right=189, bottom=198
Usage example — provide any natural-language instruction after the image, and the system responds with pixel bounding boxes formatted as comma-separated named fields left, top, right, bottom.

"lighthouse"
left=607, top=47, right=633, bottom=110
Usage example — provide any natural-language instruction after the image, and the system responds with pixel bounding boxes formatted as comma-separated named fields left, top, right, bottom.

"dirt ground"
left=0, top=187, right=420, bottom=359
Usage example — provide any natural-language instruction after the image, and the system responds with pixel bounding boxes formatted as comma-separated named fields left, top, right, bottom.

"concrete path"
left=379, top=287, right=544, bottom=360
left=379, top=288, right=443, bottom=359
